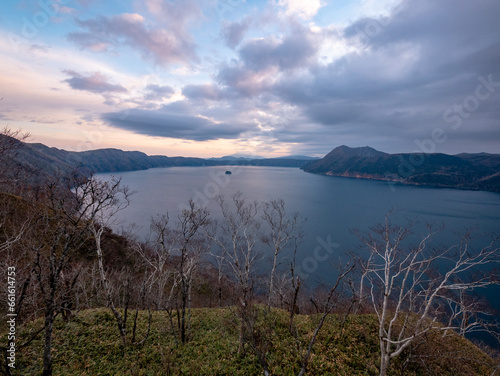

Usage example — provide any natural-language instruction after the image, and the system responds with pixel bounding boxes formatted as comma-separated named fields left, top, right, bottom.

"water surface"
left=99, top=166, right=500, bottom=312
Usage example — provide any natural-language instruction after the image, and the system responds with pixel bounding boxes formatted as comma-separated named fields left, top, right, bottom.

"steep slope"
left=304, top=145, right=389, bottom=177
left=27, top=143, right=215, bottom=172
left=303, top=146, right=500, bottom=192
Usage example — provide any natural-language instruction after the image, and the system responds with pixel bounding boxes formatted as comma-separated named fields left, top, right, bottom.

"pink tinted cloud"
left=68, top=12, right=199, bottom=66
left=62, top=70, right=127, bottom=94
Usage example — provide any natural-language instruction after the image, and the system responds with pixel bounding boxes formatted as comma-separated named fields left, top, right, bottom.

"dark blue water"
left=99, top=166, right=500, bottom=324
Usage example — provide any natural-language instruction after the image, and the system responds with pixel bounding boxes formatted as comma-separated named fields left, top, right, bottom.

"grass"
left=2, top=307, right=497, bottom=375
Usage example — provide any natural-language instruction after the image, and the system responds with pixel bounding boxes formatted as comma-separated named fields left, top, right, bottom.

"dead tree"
left=357, top=214, right=500, bottom=376
left=134, top=201, right=210, bottom=344
left=136, top=214, right=180, bottom=339
left=143, top=214, right=176, bottom=311
left=0, top=199, right=29, bottom=254
left=132, top=216, right=175, bottom=344
left=288, top=246, right=302, bottom=333
left=175, top=200, right=210, bottom=344
left=87, top=176, right=133, bottom=347
left=210, top=251, right=226, bottom=307
left=261, top=198, right=304, bottom=309
left=207, top=192, right=261, bottom=355
left=27, top=172, right=130, bottom=375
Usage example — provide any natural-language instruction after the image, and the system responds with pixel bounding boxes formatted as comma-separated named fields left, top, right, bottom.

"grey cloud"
left=216, top=23, right=319, bottom=96
left=144, top=84, right=175, bottom=101
left=162, top=101, right=191, bottom=114
left=218, top=63, right=280, bottom=97
left=182, top=84, right=224, bottom=101
left=239, top=26, right=319, bottom=71
left=345, top=1, right=500, bottom=52
left=88, top=0, right=500, bottom=155
left=68, top=12, right=198, bottom=66
left=102, top=104, right=258, bottom=141
left=62, top=70, right=127, bottom=94
left=221, top=18, right=251, bottom=49
left=342, top=0, right=500, bottom=82
left=262, top=0, right=500, bottom=154
left=67, top=31, right=111, bottom=52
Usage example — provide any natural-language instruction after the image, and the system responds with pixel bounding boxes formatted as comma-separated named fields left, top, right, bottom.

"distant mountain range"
left=302, top=145, right=500, bottom=192
left=213, top=153, right=266, bottom=160
left=208, top=154, right=317, bottom=161
left=2, top=136, right=499, bottom=192
left=0, top=135, right=317, bottom=185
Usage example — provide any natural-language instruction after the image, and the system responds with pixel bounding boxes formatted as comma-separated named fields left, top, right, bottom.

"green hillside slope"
left=3, top=308, right=495, bottom=375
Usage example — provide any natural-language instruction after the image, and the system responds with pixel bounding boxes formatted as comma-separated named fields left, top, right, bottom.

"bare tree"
left=206, top=192, right=261, bottom=354
left=133, top=215, right=181, bottom=341
left=143, top=214, right=176, bottom=312
left=288, top=247, right=302, bottom=333
left=357, top=214, right=500, bottom=376
left=151, top=214, right=177, bottom=309
left=0, top=126, right=29, bottom=157
left=133, top=201, right=210, bottom=344
left=0, top=195, right=43, bottom=376
left=261, top=199, right=304, bottom=308
left=25, top=172, right=130, bottom=375
left=88, top=176, right=134, bottom=347
left=210, top=250, right=227, bottom=307
left=175, top=200, right=210, bottom=343
left=0, top=194, right=31, bottom=254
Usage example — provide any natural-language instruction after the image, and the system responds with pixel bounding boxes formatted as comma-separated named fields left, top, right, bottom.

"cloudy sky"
left=1, top=0, right=499, bottom=157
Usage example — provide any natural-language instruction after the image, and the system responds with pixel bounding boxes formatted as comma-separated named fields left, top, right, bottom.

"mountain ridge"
left=302, top=145, right=500, bottom=192
left=3, top=136, right=499, bottom=192
left=325, top=145, right=388, bottom=158
left=0, top=135, right=317, bottom=186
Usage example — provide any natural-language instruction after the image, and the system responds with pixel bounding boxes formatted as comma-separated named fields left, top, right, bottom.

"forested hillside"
left=303, top=145, right=500, bottom=192
left=0, top=134, right=315, bottom=189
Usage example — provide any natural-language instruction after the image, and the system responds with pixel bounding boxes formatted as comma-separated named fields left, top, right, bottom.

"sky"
left=1, top=0, right=499, bottom=158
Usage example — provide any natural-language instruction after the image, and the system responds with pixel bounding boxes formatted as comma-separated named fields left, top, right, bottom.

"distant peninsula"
left=301, top=145, right=500, bottom=192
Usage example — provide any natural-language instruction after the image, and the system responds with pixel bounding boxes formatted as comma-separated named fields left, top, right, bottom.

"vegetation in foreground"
left=3, top=307, right=496, bottom=376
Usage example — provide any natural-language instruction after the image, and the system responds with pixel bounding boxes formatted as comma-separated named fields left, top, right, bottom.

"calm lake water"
left=99, top=166, right=500, bottom=316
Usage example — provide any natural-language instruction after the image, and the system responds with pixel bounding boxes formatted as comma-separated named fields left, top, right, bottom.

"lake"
left=98, top=165, right=500, bottom=318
